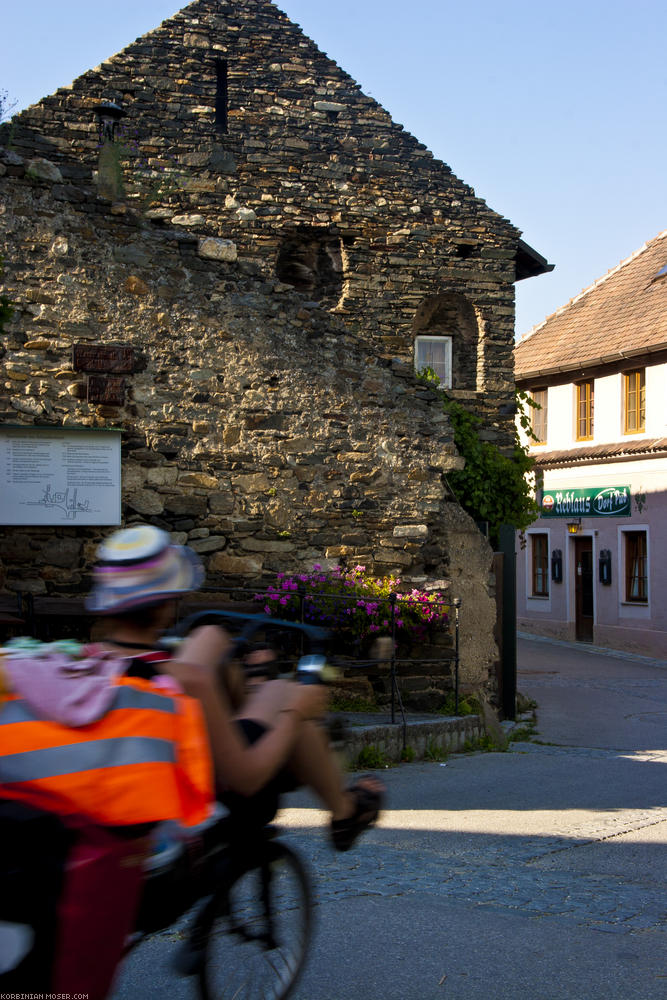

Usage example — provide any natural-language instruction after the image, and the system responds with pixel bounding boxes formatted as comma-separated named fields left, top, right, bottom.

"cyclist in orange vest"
left=0, top=532, right=216, bottom=997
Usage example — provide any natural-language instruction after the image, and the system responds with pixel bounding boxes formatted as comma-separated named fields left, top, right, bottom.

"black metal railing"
left=180, top=585, right=461, bottom=736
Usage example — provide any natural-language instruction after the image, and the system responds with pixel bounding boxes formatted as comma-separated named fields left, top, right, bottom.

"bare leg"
left=235, top=680, right=382, bottom=822
left=287, top=720, right=349, bottom=820
left=284, top=721, right=384, bottom=824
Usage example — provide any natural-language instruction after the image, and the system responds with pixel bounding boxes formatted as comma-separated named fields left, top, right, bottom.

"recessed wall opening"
left=215, top=58, right=228, bottom=134
left=412, top=292, right=480, bottom=390
left=276, top=227, right=344, bottom=307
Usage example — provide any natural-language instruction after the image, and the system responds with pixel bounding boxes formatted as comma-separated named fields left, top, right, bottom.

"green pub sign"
left=540, top=486, right=631, bottom=518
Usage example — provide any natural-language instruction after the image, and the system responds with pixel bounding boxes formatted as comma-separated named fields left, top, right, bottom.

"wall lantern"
left=551, top=549, right=563, bottom=583
left=93, top=101, right=126, bottom=144
left=567, top=519, right=582, bottom=535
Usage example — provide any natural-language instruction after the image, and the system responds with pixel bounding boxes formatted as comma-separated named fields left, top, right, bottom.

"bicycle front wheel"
left=198, top=840, right=312, bottom=1000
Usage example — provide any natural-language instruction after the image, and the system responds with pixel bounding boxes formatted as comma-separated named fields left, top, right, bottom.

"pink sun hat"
left=86, top=525, right=204, bottom=615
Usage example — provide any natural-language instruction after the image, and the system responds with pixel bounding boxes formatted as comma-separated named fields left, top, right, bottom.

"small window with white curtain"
left=414, top=335, right=452, bottom=388
left=624, top=529, right=648, bottom=603
left=531, top=533, right=549, bottom=597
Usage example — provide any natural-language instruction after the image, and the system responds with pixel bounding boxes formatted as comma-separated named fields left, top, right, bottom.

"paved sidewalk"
left=517, top=633, right=667, bottom=750
left=517, top=630, right=667, bottom=670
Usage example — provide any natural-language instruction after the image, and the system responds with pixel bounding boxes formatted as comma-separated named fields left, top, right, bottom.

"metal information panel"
left=0, top=427, right=121, bottom=525
left=73, top=344, right=134, bottom=373
left=540, top=486, right=631, bottom=518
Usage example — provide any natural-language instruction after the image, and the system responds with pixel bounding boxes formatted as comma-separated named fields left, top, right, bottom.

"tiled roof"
left=515, top=230, right=667, bottom=379
left=532, top=437, right=667, bottom=469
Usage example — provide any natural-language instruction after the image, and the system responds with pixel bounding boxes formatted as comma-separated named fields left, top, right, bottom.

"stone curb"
left=334, top=712, right=483, bottom=766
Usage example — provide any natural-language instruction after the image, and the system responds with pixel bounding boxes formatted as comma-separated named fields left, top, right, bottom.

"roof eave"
left=515, top=239, right=555, bottom=282
left=515, top=340, right=667, bottom=382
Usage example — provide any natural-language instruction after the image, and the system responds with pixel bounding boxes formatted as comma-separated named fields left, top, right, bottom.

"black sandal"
left=331, top=777, right=384, bottom=852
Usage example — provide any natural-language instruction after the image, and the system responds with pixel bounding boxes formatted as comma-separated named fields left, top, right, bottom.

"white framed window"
left=524, top=529, right=551, bottom=606
left=618, top=526, right=650, bottom=617
left=414, top=335, right=452, bottom=388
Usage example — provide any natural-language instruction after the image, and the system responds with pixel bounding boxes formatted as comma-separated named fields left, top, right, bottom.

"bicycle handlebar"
left=169, top=610, right=330, bottom=658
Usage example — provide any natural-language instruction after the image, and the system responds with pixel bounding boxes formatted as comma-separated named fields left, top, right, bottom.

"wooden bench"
left=16, top=596, right=89, bottom=642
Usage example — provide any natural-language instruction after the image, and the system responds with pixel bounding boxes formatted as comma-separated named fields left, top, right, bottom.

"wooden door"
left=574, top=537, right=594, bottom=642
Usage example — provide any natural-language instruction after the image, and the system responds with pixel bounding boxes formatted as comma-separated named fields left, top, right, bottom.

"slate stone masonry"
left=6, top=0, right=519, bottom=429
left=0, top=0, right=521, bottom=691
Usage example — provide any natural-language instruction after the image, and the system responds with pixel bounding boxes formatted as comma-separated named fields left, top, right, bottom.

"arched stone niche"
left=412, top=292, right=482, bottom=391
left=276, top=226, right=344, bottom=308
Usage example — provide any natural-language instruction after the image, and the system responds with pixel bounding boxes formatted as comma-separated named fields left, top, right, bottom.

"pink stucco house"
left=515, top=230, right=667, bottom=658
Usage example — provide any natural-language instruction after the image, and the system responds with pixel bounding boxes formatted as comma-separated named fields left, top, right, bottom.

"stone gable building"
left=0, top=0, right=550, bottom=694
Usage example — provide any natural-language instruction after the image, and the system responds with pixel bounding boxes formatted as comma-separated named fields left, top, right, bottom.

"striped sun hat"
left=86, top=525, right=204, bottom=615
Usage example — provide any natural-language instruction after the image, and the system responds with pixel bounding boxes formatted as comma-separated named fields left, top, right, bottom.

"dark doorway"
left=574, top=537, right=594, bottom=642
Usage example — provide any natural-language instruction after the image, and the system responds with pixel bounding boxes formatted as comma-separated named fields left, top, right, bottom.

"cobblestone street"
left=281, top=746, right=666, bottom=936
left=115, top=637, right=667, bottom=1000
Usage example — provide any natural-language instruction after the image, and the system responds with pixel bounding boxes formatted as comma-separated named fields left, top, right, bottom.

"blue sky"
left=4, top=0, right=665, bottom=336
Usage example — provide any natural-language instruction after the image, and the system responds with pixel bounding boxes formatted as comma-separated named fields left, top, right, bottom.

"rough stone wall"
left=5, top=0, right=519, bottom=445
left=0, top=161, right=497, bottom=688
left=0, top=0, right=519, bottom=689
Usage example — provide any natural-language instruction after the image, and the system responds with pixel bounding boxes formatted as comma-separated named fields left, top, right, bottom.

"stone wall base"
left=339, top=714, right=482, bottom=766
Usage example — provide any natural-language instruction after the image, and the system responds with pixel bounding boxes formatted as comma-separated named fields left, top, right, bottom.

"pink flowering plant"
left=254, top=565, right=449, bottom=652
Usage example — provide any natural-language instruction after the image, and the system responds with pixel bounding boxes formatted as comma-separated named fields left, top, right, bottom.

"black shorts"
left=218, top=719, right=298, bottom=831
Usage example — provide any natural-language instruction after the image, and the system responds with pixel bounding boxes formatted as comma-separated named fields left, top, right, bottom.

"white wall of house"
left=518, top=361, right=667, bottom=452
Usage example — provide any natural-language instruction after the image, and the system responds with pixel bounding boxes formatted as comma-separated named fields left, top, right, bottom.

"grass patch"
left=400, top=745, right=416, bottom=763
left=356, top=744, right=392, bottom=770
left=437, top=693, right=480, bottom=717
left=508, top=724, right=537, bottom=743
left=423, top=738, right=448, bottom=762
left=462, top=733, right=505, bottom=754
left=329, top=695, right=379, bottom=713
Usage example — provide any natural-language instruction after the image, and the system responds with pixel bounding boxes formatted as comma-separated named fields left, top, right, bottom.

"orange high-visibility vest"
left=0, top=675, right=214, bottom=827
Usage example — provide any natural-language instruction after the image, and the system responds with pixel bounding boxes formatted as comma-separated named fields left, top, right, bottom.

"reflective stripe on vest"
left=1, top=736, right=176, bottom=783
